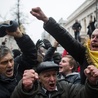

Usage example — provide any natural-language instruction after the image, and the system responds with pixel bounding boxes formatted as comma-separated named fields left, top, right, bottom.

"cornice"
left=66, top=0, right=96, bottom=24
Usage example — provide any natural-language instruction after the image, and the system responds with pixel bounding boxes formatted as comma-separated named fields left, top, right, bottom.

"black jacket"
left=43, top=47, right=56, bottom=61
left=72, top=22, right=81, bottom=32
left=43, top=47, right=61, bottom=64
left=43, top=17, right=88, bottom=84
left=0, top=34, right=38, bottom=98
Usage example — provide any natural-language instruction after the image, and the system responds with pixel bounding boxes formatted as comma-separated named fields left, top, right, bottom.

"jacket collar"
left=37, top=81, right=65, bottom=97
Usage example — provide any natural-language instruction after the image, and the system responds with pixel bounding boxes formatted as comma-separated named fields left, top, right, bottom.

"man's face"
left=39, top=70, right=57, bottom=91
left=59, top=57, right=73, bottom=75
left=90, top=29, right=98, bottom=51
left=0, top=53, right=14, bottom=77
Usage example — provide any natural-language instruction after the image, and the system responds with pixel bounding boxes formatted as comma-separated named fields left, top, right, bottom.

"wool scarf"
left=85, top=39, right=98, bottom=68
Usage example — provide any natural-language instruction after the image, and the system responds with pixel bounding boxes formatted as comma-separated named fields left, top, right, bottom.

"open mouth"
left=92, top=45, right=98, bottom=48
left=91, top=43, right=98, bottom=49
left=59, top=66, right=62, bottom=68
left=59, top=66, right=63, bottom=70
left=92, top=45, right=98, bottom=49
left=49, top=83, right=55, bottom=87
left=6, top=69, right=13, bottom=75
left=48, top=83, right=56, bottom=90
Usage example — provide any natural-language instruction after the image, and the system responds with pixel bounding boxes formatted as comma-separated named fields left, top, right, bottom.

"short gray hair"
left=0, top=45, right=13, bottom=60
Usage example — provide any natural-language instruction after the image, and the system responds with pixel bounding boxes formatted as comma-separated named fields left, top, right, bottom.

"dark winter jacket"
left=43, top=47, right=61, bottom=64
left=0, top=34, right=38, bottom=98
left=87, top=17, right=96, bottom=37
left=0, top=72, right=17, bottom=98
left=14, top=34, right=38, bottom=81
left=72, top=22, right=81, bottom=32
left=11, top=79, right=98, bottom=98
left=43, top=47, right=56, bottom=61
left=43, top=17, right=88, bottom=84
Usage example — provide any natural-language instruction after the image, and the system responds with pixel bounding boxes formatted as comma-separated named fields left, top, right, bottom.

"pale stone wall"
left=64, top=0, right=96, bottom=39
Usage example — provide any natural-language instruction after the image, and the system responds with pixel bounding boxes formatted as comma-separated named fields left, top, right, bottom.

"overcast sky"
left=0, top=0, right=86, bottom=43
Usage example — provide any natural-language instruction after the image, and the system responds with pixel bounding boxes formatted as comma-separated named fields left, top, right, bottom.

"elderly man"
left=11, top=61, right=98, bottom=98
left=30, top=7, right=98, bottom=84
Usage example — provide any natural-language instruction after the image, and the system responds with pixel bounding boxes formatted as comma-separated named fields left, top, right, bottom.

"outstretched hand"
left=30, top=7, right=49, bottom=23
left=84, top=65, right=98, bottom=85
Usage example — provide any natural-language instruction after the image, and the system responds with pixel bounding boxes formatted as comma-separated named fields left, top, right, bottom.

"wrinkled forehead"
left=92, top=29, right=98, bottom=35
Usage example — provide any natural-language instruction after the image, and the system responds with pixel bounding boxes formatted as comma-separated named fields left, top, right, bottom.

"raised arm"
left=43, top=40, right=59, bottom=62
left=30, top=7, right=85, bottom=64
left=6, top=23, right=38, bottom=81
left=6, top=26, right=37, bottom=63
left=11, top=69, right=39, bottom=98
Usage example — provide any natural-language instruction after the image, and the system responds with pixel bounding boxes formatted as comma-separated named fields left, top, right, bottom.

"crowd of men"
left=0, top=6, right=98, bottom=98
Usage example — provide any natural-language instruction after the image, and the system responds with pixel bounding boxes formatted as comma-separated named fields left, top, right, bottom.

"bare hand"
left=22, top=69, right=38, bottom=91
left=30, top=7, right=49, bottom=23
left=84, top=65, right=98, bottom=85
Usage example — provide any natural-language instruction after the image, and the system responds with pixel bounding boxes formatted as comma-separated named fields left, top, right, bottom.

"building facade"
left=41, top=0, right=97, bottom=53
left=64, top=0, right=97, bottom=39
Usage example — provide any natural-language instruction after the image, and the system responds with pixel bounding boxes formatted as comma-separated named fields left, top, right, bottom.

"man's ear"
left=70, top=66, right=74, bottom=71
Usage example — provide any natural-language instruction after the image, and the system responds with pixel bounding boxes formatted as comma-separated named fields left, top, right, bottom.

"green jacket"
left=11, top=80, right=98, bottom=98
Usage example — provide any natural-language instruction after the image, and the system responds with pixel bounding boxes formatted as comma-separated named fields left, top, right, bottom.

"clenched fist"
left=22, top=69, right=38, bottom=91
left=84, top=65, right=98, bottom=85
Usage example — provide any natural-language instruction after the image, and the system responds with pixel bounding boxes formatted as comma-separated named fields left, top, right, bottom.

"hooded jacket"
left=58, top=72, right=81, bottom=84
